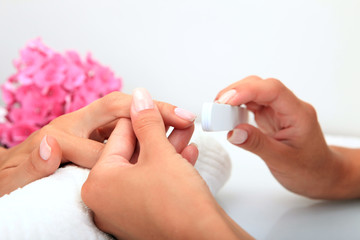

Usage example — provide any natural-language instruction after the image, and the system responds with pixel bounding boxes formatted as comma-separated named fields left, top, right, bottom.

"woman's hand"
left=216, top=76, right=352, bottom=199
left=81, top=88, right=253, bottom=240
left=0, top=91, right=196, bottom=197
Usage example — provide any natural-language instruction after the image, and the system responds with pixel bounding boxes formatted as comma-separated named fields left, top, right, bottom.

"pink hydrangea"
left=0, top=38, right=122, bottom=147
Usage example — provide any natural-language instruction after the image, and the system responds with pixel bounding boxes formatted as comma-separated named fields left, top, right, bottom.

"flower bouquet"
left=0, top=39, right=122, bottom=147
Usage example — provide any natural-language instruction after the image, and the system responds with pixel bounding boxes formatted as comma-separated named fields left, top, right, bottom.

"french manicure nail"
left=132, top=88, right=154, bottom=112
left=174, top=108, right=197, bottom=122
left=190, top=142, right=198, bottom=148
left=216, top=89, right=237, bottom=104
left=40, top=135, right=51, bottom=160
left=228, top=129, right=248, bottom=145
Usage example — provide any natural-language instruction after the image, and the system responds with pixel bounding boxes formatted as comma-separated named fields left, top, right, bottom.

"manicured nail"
left=216, top=89, right=237, bottom=104
left=228, top=129, right=248, bottom=145
left=40, top=135, right=51, bottom=160
left=132, top=88, right=154, bottom=112
left=174, top=108, right=197, bottom=122
left=189, top=142, right=198, bottom=149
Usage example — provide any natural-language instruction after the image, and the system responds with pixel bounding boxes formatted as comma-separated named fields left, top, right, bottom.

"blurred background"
left=1, top=0, right=359, bottom=135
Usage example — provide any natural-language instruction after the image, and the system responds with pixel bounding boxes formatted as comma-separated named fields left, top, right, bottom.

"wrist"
left=171, top=198, right=252, bottom=240
left=326, top=146, right=360, bottom=199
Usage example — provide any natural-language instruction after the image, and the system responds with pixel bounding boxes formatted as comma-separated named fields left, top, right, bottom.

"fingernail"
left=228, top=129, right=248, bottom=145
left=190, top=142, right=198, bottom=148
left=40, top=135, right=51, bottom=160
left=132, top=88, right=154, bottom=112
left=174, top=108, right=197, bottom=122
left=216, top=89, right=237, bottom=104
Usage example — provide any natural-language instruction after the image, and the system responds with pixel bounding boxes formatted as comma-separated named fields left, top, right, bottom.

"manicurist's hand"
left=216, top=76, right=360, bottom=199
left=0, top=91, right=196, bottom=197
left=81, top=88, right=253, bottom=240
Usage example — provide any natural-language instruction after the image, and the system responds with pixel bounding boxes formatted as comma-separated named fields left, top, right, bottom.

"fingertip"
left=15, top=135, right=62, bottom=190
left=39, top=135, right=52, bottom=161
left=227, top=124, right=289, bottom=164
left=168, top=124, right=195, bottom=153
left=36, top=135, right=61, bottom=174
left=131, top=88, right=155, bottom=114
left=156, top=102, right=195, bottom=129
left=227, top=128, right=249, bottom=145
left=174, top=107, right=197, bottom=122
left=41, top=135, right=62, bottom=162
left=181, top=143, right=199, bottom=166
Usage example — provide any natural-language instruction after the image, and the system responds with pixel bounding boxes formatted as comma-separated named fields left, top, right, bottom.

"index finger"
left=216, top=76, right=302, bottom=116
left=69, top=92, right=196, bottom=137
left=97, top=118, right=136, bottom=167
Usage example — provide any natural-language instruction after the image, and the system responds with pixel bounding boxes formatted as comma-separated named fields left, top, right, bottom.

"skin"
left=0, top=91, right=195, bottom=197
left=81, top=88, right=254, bottom=240
left=218, top=76, right=360, bottom=199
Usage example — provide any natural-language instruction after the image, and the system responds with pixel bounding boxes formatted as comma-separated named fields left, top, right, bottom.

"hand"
left=0, top=91, right=196, bottom=197
left=82, top=88, right=253, bottom=240
left=216, top=76, right=349, bottom=199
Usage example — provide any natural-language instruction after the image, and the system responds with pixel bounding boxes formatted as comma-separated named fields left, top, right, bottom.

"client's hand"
left=82, top=88, right=253, bottom=240
left=216, top=76, right=348, bottom=199
left=0, top=91, right=195, bottom=197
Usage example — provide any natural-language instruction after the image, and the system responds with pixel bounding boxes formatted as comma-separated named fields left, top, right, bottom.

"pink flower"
left=1, top=81, right=16, bottom=105
left=0, top=38, right=122, bottom=147
left=0, top=122, right=39, bottom=147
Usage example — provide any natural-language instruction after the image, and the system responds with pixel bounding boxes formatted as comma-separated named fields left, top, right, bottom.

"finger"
left=58, top=135, right=105, bottom=168
left=89, top=119, right=118, bottom=142
left=215, top=76, right=302, bottom=116
left=129, top=141, right=140, bottom=164
left=67, top=92, right=196, bottom=137
left=98, top=118, right=136, bottom=166
left=130, top=88, right=175, bottom=159
left=181, top=143, right=199, bottom=166
left=167, top=124, right=195, bottom=153
left=7, top=136, right=61, bottom=195
left=162, top=106, right=196, bottom=127
left=215, top=75, right=263, bottom=101
left=227, top=124, right=292, bottom=167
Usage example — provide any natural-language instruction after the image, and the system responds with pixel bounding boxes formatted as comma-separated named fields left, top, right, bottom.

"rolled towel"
left=192, top=131, right=232, bottom=195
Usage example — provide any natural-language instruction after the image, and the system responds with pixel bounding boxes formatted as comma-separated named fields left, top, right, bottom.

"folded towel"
left=0, top=129, right=231, bottom=239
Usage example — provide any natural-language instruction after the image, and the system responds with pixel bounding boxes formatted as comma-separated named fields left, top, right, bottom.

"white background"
left=1, top=0, right=360, bottom=135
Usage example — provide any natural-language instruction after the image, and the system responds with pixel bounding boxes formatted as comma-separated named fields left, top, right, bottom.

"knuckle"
left=25, top=153, right=43, bottom=177
left=248, top=133, right=265, bottom=153
left=241, top=127, right=265, bottom=154
left=135, top=116, right=163, bottom=135
left=48, top=113, right=68, bottom=125
left=92, top=144, right=105, bottom=162
left=264, top=78, right=289, bottom=98
left=101, top=91, right=130, bottom=116
left=102, top=91, right=122, bottom=105
left=265, top=78, right=285, bottom=90
left=103, top=91, right=126, bottom=104
left=245, top=75, right=263, bottom=82
left=35, top=126, right=55, bottom=141
left=303, top=102, right=318, bottom=120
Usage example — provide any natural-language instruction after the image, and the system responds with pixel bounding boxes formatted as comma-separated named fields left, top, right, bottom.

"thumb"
left=130, top=88, right=174, bottom=157
left=27, top=135, right=62, bottom=180
left=227, top=124, right=290, bottom=164
left=14, top=135, right=61, bottom=191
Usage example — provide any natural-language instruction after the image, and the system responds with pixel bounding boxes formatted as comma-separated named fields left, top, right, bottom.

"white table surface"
left=205, top=130, right=360, bottom=240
